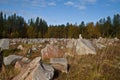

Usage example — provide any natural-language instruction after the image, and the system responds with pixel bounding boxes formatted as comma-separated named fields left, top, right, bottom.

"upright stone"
left=79, top=34, right=82, bottom=39
left=0, top=39, right=9, bottom=49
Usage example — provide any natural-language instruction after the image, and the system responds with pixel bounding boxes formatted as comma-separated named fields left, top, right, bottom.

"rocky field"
left=0, top=36, right=120, bottom=80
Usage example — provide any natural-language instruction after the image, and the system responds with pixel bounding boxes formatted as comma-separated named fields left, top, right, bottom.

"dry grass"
left=1, top=41, right=120, bottom=80
left=0, top=65, right=19, bottom=80
left=56, top=41, right=120, bottom=80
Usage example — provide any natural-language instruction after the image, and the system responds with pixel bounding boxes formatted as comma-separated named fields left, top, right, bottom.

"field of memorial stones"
left=0, top=36, right=120, bottom=80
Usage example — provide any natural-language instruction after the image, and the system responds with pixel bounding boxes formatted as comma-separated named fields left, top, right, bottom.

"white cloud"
left=32, top=0, right=47, bottom=7
left=0, top=0, right=99, bottom=10
left=23, top=0, right=56, bottom=8
left=74, top=5, right=86, bottom=10
left=64, top=0, right=98, bottom=10
left=64, top=1, right=74, bottom=6
left=85, top=0, right=97, bottom=3
left=48, top=2, right=56, bottom=6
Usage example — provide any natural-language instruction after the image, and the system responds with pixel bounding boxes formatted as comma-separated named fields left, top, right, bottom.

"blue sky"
left=0, top=0, right=120, bottom=25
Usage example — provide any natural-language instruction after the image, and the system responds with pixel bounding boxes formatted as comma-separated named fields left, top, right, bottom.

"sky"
left=0, top=0, right=120, bottom=25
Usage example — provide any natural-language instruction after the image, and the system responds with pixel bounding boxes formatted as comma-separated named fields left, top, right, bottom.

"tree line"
left=0, top=12, right=120, bottom=38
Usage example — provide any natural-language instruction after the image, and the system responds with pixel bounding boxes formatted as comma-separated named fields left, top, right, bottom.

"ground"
left=0, top=40, right=120, bottom=80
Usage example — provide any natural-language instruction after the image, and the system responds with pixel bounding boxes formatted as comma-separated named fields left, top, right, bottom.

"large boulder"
left=13, top=57, right=54, bottom=80
left=0, top=39, right=9, bottom=49
left=76, top=39, right=96, bottom=55
left=66, top=39, right=77, bottom=56
left=41, top=44, right=64, bottom=59
left=15, top=57, right=30, bottom=71
left=4, top=55, right=23, bottom=65
left=66, top=38, right=96, bottom=56
left=50, top=58, right=68, bottom=73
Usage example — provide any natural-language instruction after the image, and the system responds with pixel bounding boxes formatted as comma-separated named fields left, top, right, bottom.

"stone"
left=21, top=57, right=31, bottom=63
left=32, top=45, right=37, bottom=51
left=0, top=39, right=9, bottom=49
left=27, top=48, right=32, bottom=58
left=79, top=34, right=82, bottom=39
left=50, top=58, right=68, bottom=73
left=15, top=61, right=23, bottom=71
left=41, top=44, right=64, bottom=59
left=92, top=38, right=108, bottom=49
left=17, top=45, right=24, bottom=50
left=96, top=43, right=106, bottom=49
left=38, top=44, right=42, bottom=48
left=4, top=55, right=23, bottom=65
left=76, top=39, right=96, bottom=55
left=15, top=57, right=30, bottom=71
left=114, top=37, right=119, bottom=41
left=13, top=57, right=54, bottom=80
left=66, top=39, right=76, bottom=56
left=66, top=39, right=96, bottom=56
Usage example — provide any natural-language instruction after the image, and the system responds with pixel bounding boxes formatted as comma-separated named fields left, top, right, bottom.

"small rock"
left=21, top=57, right=31, bottom=63
left=15, top=61, right=22, bottom=71
left=32, top=45, right=37, bottom=51
left=17, top=45, right=24, bottom=50
left=27, top=48, right=32, bottom=58
left=79, top=34, right=82, bottom=39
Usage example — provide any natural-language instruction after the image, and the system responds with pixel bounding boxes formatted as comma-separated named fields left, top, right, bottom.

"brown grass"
left=0, top=65, right=19, bottom=80
left=56, top=41, right=120, bottom=80
left=1, top=41, right=120, bottom=80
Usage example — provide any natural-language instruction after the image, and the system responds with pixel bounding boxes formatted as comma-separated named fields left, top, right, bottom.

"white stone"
left=17, top=45, right=24, bottom=50
left=79, top=34, right=82, bottom=39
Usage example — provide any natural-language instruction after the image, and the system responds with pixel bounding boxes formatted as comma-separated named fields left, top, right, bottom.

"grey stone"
left=27, top=48, right=32, bottom=58
left=66, top=39, right=96, bottom=56
left=76, top=39, right=96, bottom=55
left=0, top=39, right=9, bottom=49
left=50, top=58, right=68, bottom=73
left=13, top=57, right=54, bottom=80
left=4, top=55, right=23, bottom=65
left=96, top=43, right=106, bottom=49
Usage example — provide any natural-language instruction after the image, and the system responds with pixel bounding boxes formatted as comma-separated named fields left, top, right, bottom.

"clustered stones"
left=0, top=35, right=119, bottom=80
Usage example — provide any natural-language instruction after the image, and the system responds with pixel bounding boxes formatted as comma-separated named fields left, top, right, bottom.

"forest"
left=0, top=12, right=120, bottom=39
